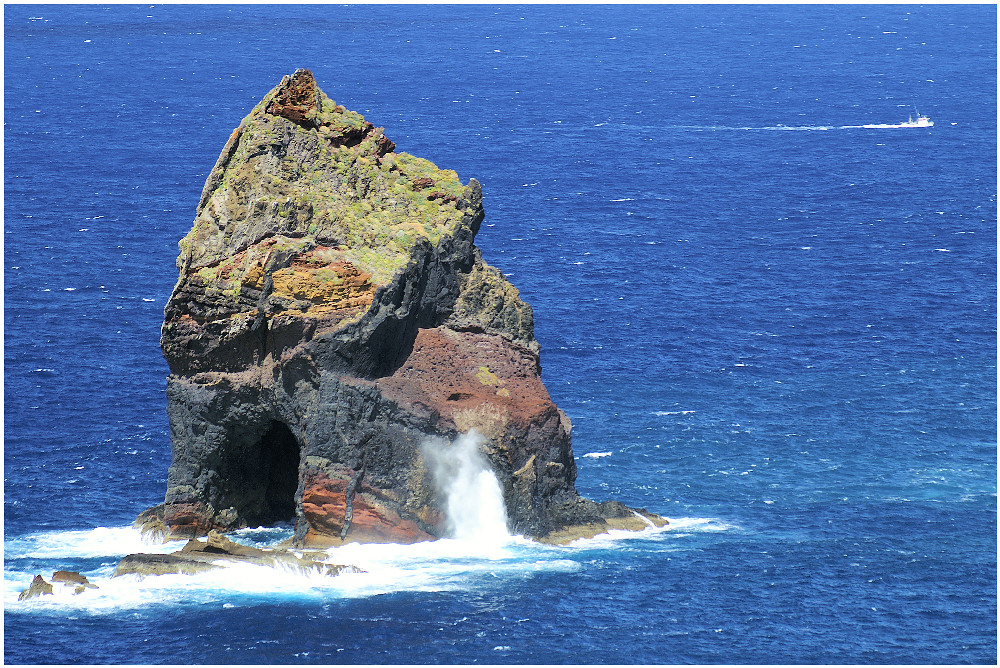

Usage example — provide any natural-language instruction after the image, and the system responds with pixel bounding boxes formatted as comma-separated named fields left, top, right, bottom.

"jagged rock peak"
left=161, top=68, right=520, bottom=378
left=265, top=68, right=323, bottom=126
left=181, top=66, right=472, bottom=286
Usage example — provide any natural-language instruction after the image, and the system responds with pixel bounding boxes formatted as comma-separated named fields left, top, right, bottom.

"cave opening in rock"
left=257, top=420, right=300, bottom=525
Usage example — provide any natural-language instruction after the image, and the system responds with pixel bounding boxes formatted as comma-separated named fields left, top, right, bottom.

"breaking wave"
left=4, top=432, right=728, bottom=613
left=4, top=514, right=725, bottom=613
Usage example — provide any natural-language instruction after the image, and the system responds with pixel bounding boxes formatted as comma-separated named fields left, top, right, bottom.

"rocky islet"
left=147, top=68, right=665, bottom=547
left=19, top=70, right=665, bottom=599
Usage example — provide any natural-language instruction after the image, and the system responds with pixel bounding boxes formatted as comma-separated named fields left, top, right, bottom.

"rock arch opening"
left=254, top=420, right=300, bottom=525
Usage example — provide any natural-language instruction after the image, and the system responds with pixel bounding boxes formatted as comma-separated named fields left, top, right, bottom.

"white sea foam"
left=632, top=510, right=656, bottom=527
left=4, top=516, right=723, bottom=611
left=4, top=526, right=184, bottom=561
left=663, top=517, right=737, bottom=532
left=582, top=451, right=612, bottom=458
left=563, top=516, right=736, bottom=549
left=5, top=434, right=724, bottom=611
left=4, top=529, right=581, bottom=612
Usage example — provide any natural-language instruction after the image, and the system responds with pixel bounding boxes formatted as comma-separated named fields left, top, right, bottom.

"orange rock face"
left=264, top=68, right=318, bottom=126
left=300, top=468, right=437, bottom=546
left=163, top=502, right=225, bottom=538
left=377, top=327, right=558, bottom=443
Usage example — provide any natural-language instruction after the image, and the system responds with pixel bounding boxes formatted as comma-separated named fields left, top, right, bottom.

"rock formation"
left=18, top=575, right=54, bottom=601
left=114, top=531, right=360, bottom=578
left=143, top=69, right=664, bottom=547
left=51, top=570, right=99, bottom=593
left=18, top=571, right=97, bottom=600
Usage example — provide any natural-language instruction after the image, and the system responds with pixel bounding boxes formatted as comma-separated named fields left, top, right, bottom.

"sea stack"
left=143, top=69, right=664, bottom=546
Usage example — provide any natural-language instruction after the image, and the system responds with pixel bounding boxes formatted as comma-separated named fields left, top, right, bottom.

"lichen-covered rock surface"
left=148, top=68, right=663, bottom=547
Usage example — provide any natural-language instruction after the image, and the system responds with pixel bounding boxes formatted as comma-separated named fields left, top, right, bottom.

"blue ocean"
left=4, top=5, right=996, bottom=664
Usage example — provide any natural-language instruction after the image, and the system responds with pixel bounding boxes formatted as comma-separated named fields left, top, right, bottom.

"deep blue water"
left=4, top=4, right=996, bottom=664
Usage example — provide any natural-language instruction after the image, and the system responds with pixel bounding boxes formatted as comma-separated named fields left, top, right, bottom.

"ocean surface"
left=4, top=5, right=996, bottom=664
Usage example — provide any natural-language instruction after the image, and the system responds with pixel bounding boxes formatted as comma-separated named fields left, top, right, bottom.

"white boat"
left=862, top=110, right=933, bottom=129
left=900, top=111, right=933, bottom=127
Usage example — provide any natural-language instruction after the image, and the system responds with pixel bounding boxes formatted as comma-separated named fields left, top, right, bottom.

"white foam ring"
left=4, top=530, right=581, bottom=612
left=5, top=434, right=730, bottom=611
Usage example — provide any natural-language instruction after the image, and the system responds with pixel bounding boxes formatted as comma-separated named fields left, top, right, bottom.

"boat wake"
left=664, top=113, right=933, bottom=132
left=672, top=123, right=933, bottom=132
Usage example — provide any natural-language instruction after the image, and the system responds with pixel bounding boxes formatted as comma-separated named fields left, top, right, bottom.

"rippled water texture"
left=4, top=5, right=996, bottom=664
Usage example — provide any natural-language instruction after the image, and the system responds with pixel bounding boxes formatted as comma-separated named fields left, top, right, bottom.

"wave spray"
left=422, top=431, right=510, bottom=543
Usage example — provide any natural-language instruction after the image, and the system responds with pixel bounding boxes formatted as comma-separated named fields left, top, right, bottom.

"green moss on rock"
left=179, top=69, right=471, bottom=287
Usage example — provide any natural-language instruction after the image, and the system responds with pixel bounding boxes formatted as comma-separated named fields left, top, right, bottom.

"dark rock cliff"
left=146, top=69, right=663, bottom=546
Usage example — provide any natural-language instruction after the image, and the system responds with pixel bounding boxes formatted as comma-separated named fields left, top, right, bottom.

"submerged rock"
left=144, top=68, right=664, bottom=546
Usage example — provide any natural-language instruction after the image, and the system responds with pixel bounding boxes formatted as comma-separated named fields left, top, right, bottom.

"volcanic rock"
left=114, top=531, right=360, bottom=578
left=114, top=552, right=223, bottom=577
left=18, top=575, right=54, bottom=601
left=51, top=570, right=99, bottom=594
left=143, top=68, right=664, bottom=546
left=18, top=572, right=100, bottom=601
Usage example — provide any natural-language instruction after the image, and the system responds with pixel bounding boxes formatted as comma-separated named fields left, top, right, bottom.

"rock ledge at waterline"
left=139, top=69, right=665, bottom=547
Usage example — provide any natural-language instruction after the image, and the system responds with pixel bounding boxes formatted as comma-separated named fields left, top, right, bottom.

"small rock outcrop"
left=114, top=531, right=359, bottom=578
left=18, top=575, right=54, bottom=601
left=51, top=570, right=99, bottom=594
left=18, top=571, right=98, bottom=600
left=145, top=69, right=663, bottom=546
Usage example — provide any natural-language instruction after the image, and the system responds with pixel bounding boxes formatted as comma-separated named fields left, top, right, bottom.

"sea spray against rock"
left=422, top=431, right=510, bottom=542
